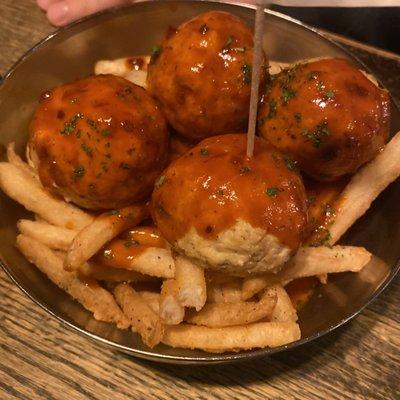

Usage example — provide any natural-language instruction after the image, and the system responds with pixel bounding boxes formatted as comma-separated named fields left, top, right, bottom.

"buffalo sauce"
left=152, top=134, right=308, bottom=250
left=286, top=277, right=319, bottom=310
left=95, top=226, right=166, bottom=269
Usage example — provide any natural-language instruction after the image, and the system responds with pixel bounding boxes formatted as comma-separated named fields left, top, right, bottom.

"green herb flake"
left=302, top=121, right=330, bottom=148
left=155, top=175, right=166, bottom=189
left=108, top=209, right=120, bottom=216
left=281, top=87, right=297, bottom=104
left=323, top=203, right=335, bottom=217
left=268, top=100, right=277, bottom=119
left=81, top=143, right=93, bottom=157
left=242, top=64, right=252, bottom=85
left=73, top=165, right=85, bottom=179
left=60, top=113, right=83, bottom=135
left=283, top=155, right=298, bottom=172
left=317, top=81, right=324, bottom=92
left=101, top=128, right=112, bottom=137
left=200, top=24, right=209, bottom=34
left=233, top=47, right=246, bottom=53
left=265, top=187, right=280, bottom=197
left=224, top=36, right=234, bottom=48
left=103, top=249, right=114, bottom=260
left=325, top=90, right=335, bottom=99
left=120, top=163, right=131, bottom=170
left=150, top=45, right=163, bottom=63
left=86, top=119, right=99, bottom=131
left=200, top=148, right=209, bottom=156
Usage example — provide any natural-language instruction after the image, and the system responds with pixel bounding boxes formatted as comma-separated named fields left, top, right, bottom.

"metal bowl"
left=1, top=0, right=399, bottom=365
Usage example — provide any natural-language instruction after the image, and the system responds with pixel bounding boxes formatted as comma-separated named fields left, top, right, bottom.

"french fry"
left=64, top=204, right=148, bottom=271
left=6, top=143, right=39, bottom=181
left=265, top=285, right=298, bottom=323
left=175, top=256, right=207, bottom=311
left=94, top=56, right=150, bottom=88
left=185, top=289, right=277, bottom=328
left=242, top=246, right=372, bottom=300
left=114, top=283, right=163, bottom=348
left=159, top=279, right=184, bottom=325
left=316, top=130, right=400, bottom=245
left=16, top=235, right=129, bottom=329
left=0, top=162, right=93, bottom=230
left=98, top=243, right=175, bottom=278
left=138, top=291, right=160, bottom=315
left=78, top=262, right=152, bottom=283
left=17, top=219, right=78, bottom=251
left=162, top=322, right=301, bottom=352
left=207, top=279, right=243, bottom=303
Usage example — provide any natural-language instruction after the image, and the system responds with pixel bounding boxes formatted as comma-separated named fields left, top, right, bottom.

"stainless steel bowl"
left=1, top=0, right=399, bottom=365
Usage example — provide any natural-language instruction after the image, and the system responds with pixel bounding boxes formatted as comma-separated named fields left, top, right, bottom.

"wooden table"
left=1, top=1, right=399, bottom=398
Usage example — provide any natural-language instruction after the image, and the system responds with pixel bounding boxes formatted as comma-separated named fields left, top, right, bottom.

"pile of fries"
left=0, top=55, right=399, bottom=354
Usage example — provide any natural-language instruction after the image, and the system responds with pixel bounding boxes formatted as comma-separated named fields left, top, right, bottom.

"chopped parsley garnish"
left=302, top=121, right=330, bottom=148
left=108, top=209, right=120, bottom=216
left=311, top=227, right=332, bottom=247
left=281, top=87, right=297, bottom=104
left=155, top=175, right=166, bottom=189
left=86, top=119, right=98, bottom=131
left=120, top=163, right=131, bottom=170
left=200, top=148, right=209, bottom=156
left=265, top=187, right=280, bottom=197
left=283, top=155, right=298, bottom=171
left=60, top=113, right=83, bottom=135
left=74, top=165, right=85, bottom=179
left=103, top=249, right=114, bottom=260
left=317, top=81, right=324, bottom=92
left=150, top=45, right=163, bottom=63
left=200, top=24, right=208, bottom=34
left=242, top=64, right=252, bottom=85
left=325, top=90, right=335, bottom=99
left=268, top=99, right=277, bottom=119
left=101, top=128, right=112, bottom=137
left=323, top=203, right=335, bottom=217
left=81, top=143, right=93, bottom=157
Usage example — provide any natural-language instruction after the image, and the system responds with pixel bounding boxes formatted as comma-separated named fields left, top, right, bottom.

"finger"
left=37, top=0, right=60, bottom=10
left=47, top=0, right=132, bottom=26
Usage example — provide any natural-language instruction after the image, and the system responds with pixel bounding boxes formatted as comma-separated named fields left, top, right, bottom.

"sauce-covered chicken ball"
left=29, top=75, right=169, bottom=210
left=147, top=11, right=265, bottom=141
left=152, top=134, right=308, bottom=275
left=258, top=58, right=390, bottom=181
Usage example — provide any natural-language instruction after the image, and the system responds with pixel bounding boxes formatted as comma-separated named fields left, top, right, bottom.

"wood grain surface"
left=0, top=1, right=399, bottom=399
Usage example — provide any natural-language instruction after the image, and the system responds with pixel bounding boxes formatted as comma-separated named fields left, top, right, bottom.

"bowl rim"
left=1, top=0, right=399, bottom=365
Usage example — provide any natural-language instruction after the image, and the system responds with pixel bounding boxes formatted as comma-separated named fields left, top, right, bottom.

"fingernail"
left=47, top=1, right=70, bottom=26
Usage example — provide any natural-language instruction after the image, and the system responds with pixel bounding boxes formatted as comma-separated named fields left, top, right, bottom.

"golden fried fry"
left=17, top=219, right=77, bottom=251
left=64, top=204, right=148, bottom=271
left=207, top=279, right=243, bottom=303
left=159, top=279, right=184, bottom=325
left=265, top=285, right=298, bottom=323
left=114, top=283, right=163, bottom=348
left=185, top=290, right=277, bottom=328
left=6, top=143, right=38, bottom=181
left=16, top=235, right=129, bottom=329
left=162, top=322, right=301, bottom=352
left=0, top=162, right=93, bottom=230
left=175, top=256, right=207, bottom=311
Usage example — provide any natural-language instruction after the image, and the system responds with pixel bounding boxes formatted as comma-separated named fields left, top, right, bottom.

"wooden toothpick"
left=246, top=0, right=268, bottom=158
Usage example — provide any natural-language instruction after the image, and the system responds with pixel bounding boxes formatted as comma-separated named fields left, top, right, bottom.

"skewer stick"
left=246, top=0, right=268, bottom=158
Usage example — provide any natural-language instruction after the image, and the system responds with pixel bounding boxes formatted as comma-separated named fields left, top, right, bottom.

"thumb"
left=47, top=0, right=133, bottom=26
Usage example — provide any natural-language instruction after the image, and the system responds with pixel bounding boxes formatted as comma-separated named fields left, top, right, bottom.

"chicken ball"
left=151, top=134, right=308, bottom=275
left=29, top=74, right=169, bottom=209
left=147, top=11, right=266, bottom=141
left=258, top=58, right=390, bottom=181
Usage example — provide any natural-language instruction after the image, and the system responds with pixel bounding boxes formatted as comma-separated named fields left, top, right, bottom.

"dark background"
left=272, top=7, right=400, bottom=54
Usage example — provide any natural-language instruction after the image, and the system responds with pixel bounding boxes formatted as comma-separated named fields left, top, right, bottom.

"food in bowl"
left=1, top=10, right=400, bottom=353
